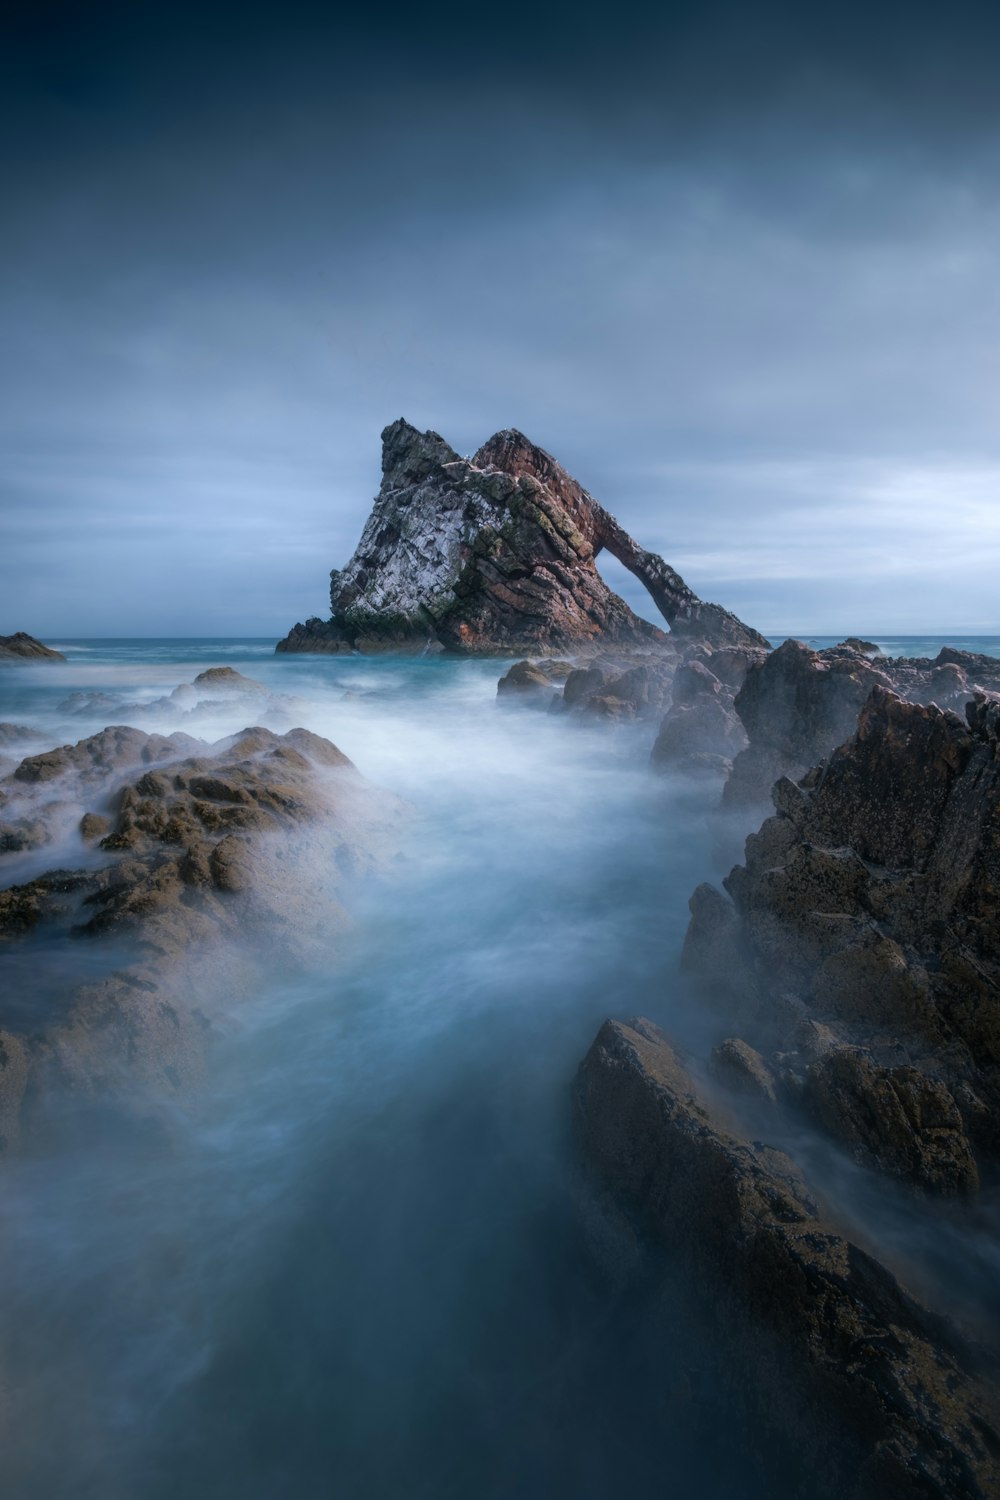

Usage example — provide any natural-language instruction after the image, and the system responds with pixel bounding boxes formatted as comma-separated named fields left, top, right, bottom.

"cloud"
left=3, top=1, right=1000, bottom=635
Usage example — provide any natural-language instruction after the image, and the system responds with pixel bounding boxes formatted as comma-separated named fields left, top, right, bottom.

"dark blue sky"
left=4, top=0, right=1000, bottom=636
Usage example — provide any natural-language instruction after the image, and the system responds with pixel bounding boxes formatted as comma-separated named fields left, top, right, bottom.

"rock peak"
left=278, top=420, right=769, bottom=656
left=380, top=419, right=459, bottom=483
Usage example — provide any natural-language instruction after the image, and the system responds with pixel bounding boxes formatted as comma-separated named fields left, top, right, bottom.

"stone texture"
left=710, top=1036, right=777, bottom=1102
left=724, top=639, right=1000, bottom=809
left=277, top=420, right=769, bottom=657
left=0, top=724, right=408, bottom=1147
left=576, top=1017, right=1000, bottom=1500
left=685, top=686, right=1000, bottom=1196
left=0, top=633, right=65, bottom=661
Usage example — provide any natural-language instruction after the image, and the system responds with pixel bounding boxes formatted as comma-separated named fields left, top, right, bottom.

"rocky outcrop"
left=0, top=724, right=407, bottom=1146
left=650, top=650, right=761, bottom=775
left=684, top=686, right=1000, bottom=1197
left=576, top=1018, right=1000, bottom=1500
left=0, top=633, right=65, bottom=661
left=278, top=420, right=769, bottom=657
left=58, top=666, right=309, bottom=733
left=724, top=639, right=1000, bottom=809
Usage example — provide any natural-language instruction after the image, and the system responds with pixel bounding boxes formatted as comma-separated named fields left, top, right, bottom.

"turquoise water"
left=0, top=639, right=785, bottom=1500
left=0, top=635, right=994, bottom=1499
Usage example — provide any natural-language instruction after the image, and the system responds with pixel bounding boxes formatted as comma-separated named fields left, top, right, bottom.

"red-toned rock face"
left=277, top=419, right=770, bottom=656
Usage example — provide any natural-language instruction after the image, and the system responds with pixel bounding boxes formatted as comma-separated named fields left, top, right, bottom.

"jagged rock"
left=0, top=725, right=408, bottom=1146
left=804, top=1049, right=979, bottom=1197
left=277, top=420, right=769, bottom=657
left=685, top=687, right=1000, bottom=1191
left=576, top=1017, right=1000, bottom=1500
left=710, top=1036, right=777, bottom=1102
left=649, top=647, right=766, bottom=775
left=723, top=640, right=1000, bottom=810
left=842, top=637, right=882, bottom=655
left=724, top=639, right=891, bottom=807
left=651, top=698, right=746, bottom=769
left=0, top=633, right=65, bottom=661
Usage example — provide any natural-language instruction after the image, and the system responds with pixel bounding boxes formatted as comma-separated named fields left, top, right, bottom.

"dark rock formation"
left=0, top=724, right=408, bottom=1146
left=685, top=686, right=1000, bottom=1197
left=576, top=1018, right=1000, bottom=1500
left=0, top=632, right=65, bottom=661
left=724, top=639, right=1000, bottom=808
left=277, top=420, right=769, bottom=657
left=496, top=659, right=571, bottom=708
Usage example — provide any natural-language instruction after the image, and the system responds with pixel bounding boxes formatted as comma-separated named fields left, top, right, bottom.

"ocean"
left=0, top=635, right=996, bottom=1499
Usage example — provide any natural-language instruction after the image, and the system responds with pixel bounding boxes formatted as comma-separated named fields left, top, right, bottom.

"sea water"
left=0, top=637, right=997, bottom=1498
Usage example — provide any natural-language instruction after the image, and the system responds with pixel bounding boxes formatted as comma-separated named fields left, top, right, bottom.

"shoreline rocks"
left=723, top=639, right=1000, bottom=810
left=0, top=722, right=409, bottom=1148
left=682, top=686, right=1000, bottom=1194
left=576, top=1017, right=1000, bottom=1500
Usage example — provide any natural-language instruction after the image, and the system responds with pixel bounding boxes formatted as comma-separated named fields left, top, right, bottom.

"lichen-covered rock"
left=277, top=420, right=769, bottom=656
left=576, top=1017, right=1000, bottom=1500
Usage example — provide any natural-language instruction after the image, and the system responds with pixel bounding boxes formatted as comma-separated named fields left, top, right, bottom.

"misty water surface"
left=4, top=640, right=995, bottom=1497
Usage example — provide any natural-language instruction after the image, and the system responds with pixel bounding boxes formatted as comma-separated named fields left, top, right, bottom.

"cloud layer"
left=4, top=0, right=1000, bottom=635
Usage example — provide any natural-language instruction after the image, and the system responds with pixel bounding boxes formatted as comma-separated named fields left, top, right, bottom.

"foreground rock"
left=724, top=638, right=1000, bottom=809
left=0, top=724, right=408, bottom=1146
left=577, top=1018, right=1000, bottom=1500
left=685, top=686, right=1000, bottom=1197
left=0, top=633, right=65, bottom=662
left=278, top=420, right=769, bottom=657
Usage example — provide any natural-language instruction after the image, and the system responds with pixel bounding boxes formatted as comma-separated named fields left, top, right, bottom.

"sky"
left=3, top=0, right=1000, bottom=638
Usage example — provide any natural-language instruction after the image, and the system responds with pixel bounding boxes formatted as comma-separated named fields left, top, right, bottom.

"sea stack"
left=277, top=420, right=769, bottom=656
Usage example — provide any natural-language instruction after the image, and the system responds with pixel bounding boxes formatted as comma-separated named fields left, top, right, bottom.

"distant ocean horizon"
left=39, top=633, right=1000, bottom=663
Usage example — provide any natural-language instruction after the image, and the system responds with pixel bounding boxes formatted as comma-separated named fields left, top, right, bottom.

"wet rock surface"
left=684, top=686, right=1000, bottom=1195
left=0, top=722, right=408, bottom=1147
left=724, top=638, right=1000, bottom=809
left=278, top=419, right=768, bottom=656
left=578, top=675, right=1000, bottom=1490
left=576, top=1018, right=1000, bottom=1500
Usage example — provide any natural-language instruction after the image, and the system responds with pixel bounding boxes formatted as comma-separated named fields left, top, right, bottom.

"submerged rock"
left=496, top=659, right=567, bottom=708
left=277, top=420, right=769, bottom=657
left=576, top=1017, right=1000, bottom=1500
